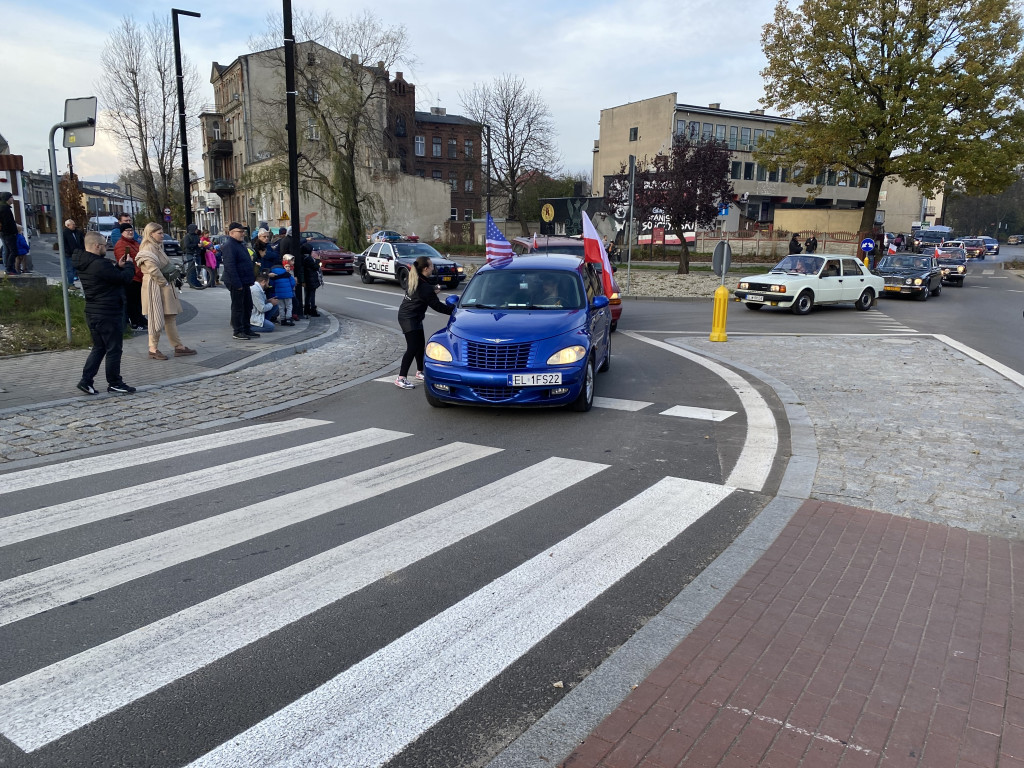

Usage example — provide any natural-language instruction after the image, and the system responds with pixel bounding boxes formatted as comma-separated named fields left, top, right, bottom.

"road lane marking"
left=0, top=418, right=330, bottom=495
left=0, top=442, right=501, bottom=629
left=0, top=428, right=409, bottom=548
left=592, top=396, right=654, bottom=411
left=0, top=457, right=604, bottom=752
left=661, top=405, right=736, bottom=421
left=343, top=296, right=399, bottom=309
left=185, top=476, right=734, bottom=768
left=625, top=332, right=777, bottom=491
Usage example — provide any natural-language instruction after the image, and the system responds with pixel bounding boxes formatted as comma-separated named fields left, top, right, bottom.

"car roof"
left=512, top=235, right=583, bottom=246
left=478, top=253, right=585, bottom=274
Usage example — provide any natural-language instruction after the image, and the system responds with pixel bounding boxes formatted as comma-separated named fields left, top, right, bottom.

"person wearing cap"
left=0, top=192, right=18, bottom=275
left=62, top=218, right=84, bottom=285
left=222, top=221, right=259, bottom=340
left=115, top=223, right=146, bottom=330
left=788, top=233, right=802, bottom=254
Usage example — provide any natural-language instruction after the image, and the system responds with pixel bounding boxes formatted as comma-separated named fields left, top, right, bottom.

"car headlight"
left=771, top=285, right=786, bottom=293
left=547, top=346, right=586, bottom=365
left=913, top=278, right=923, bottom=285
left=738, top=281, right=749, bottom=289
left=456, top=266, right=464, bottom=273
left=958, top=265, right=965, bottom=273
left=425, top=342, right=453, bottom=362
left=904, top=278, right=913, bottom=285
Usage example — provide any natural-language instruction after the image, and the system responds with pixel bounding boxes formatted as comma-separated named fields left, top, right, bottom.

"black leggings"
left=400, top=328, right=425, bottom=377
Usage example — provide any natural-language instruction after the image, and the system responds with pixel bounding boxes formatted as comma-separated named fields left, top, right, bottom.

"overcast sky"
left=5, top=0, right=777, bottom=183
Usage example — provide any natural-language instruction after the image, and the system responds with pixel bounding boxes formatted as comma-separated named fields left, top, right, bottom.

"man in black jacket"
left=62, top=219, right=84, bottom=285
left=222, top=221, right=258, bottom=340
left=73, top=231, right=138, bottom=395
left=0, top=192, right=18, bottom=274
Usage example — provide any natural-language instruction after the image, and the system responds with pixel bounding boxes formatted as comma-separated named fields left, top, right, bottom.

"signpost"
left=710, top=240, right=733, bottom=342
left=164, top=207, right=172, bottom=223
left=860, top=237, right=876, bottom=269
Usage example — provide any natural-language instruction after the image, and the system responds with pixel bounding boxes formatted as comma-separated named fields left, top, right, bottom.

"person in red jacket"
left=114, top=224, right=146, bottom=330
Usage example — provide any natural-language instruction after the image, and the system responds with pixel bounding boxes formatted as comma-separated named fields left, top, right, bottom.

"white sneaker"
left=395, top=376, right=415, bottom=390
left=415, top=371, right=425, bottom=380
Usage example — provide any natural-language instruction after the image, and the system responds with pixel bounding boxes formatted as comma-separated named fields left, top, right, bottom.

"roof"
left=512, top=235, right=582, bottom=246
left=673, top=102, right=795, bottom=126
left=413, top=111, right=480, bottom=127
left=481, top=253, right=585, bottom=273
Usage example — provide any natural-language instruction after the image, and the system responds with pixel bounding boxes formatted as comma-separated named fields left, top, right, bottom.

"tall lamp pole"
left=172, top=8, right=201, bottom=228
left=484, top=124, right=491, bottom=215
left=283, top=0, right=304, bottom=315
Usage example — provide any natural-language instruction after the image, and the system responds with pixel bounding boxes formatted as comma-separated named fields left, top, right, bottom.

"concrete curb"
left=487, top=342, right=818, bottom=768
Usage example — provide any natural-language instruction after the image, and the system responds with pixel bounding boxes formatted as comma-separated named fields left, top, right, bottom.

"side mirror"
left=445, top=294, right=459, bottom=308
left=592, top=295, right=610, bottom=310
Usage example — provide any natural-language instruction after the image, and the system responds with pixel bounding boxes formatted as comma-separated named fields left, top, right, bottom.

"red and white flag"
left=887, top=243, right=897, bottom=255
left=532, top=232, right=538, bottom=250
left=581, top=213, right=615, bottom=297
left=934, top=245, right=942, bottom=257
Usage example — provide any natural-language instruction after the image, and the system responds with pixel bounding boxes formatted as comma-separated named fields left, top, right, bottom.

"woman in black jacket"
left=395, top=256, right=453, bottom=389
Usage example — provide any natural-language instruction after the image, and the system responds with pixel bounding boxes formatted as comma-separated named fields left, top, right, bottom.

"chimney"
left=430, top=107, right=447, bottom=116
left=708, top=102, right=721, bottom=109
left=350, top=53, right=360, bottom=65
left=395, top=72, right=404, bottom=81
left=377, top=61, right=385, bottom=69
left=750, top=109, right=765, bottom=115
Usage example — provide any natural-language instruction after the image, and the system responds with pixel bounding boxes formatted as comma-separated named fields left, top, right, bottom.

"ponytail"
left=407, top=255, right=432, bottom=297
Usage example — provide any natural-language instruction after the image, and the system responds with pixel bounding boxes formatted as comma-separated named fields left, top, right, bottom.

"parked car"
left=979, top=236, right=1000, bottom=256
left=355, top=241, right=465, bottom=289
left=161, top=234, right=182, bottom=261
left=422, top=255, right=612, bottom=411
left=733, top=254, right=883, bottom=314
left=935, top=247, right=968, bottom=287
left=368, top=229, right=403, bottom=243
left=305, top=239, right=354, bottom=274
left=946, top=239, right=986, bottom=259
left=301, top=230, right=336, bottom=245
left=511, top=236, right=622, bottom=331
left=1007, top=234, right=1023, bottom=245
left=873, top=253, right=943, bottom=300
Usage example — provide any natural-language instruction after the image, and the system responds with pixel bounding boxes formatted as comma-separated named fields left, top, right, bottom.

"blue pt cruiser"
left=423, top=254, right=612, bottom=411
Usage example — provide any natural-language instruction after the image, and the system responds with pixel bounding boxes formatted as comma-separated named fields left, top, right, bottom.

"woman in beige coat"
left=135, top=222, right=196, bottom=360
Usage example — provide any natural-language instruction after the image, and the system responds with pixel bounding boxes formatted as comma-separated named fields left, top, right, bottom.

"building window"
left=212, top=121, right=221, bottom=140
left=729, top=126, right=738, bottom=150
left=744, top=162, right=755, bottom=180
left=702, top=123, right=713, bottom=141
left=432, top=137, right=442, bottom=157
left=629, top=126, right=638, bottom=141
left=450, top=208, right=457, bottom=220
left=306, top=118, right=320, bottom=141
left=306, top=79, right=321, bottom=103
left=449, top=171, right=458, bottom=190
left=781, top=167, right=790, bottom=183
left=756, top=164, right=767, bottom=182
left=768, top=168, right=778, bottom=183
left=464, top=139, right=473, bottom=158
left=766, top=130, right=775, bottom=140
left=416, top=169, right=425, bottom=177
left=464, top=209, right=473, bottom=221
left=753, top=129, right=764, bottom=148
left=675, top=119, right=686, bottom=135
left=688, top=121, right=700, bottom=138
left=740, top=127, right=751, bottom=147
left=716, top=124, right=726, bottom=142
left=731, top=161, right=742, bottom=180
left=464, top=178, right=474, bottom=192
left=395, top=115, right=406, bottom=137
left=432, top=170, right=442, bottom=180
left=414, top=135, right=425, bottom=156
left=448, top=138, right=457, bottom=158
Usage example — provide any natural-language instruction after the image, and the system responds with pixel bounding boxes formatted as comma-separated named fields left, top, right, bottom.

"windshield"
left=879, top=256, right=931, bottom=270
left=460, top=269, right=585, bottom=310
left=393, top=242, right=442, bottom=258
left=770, top=255, right=823, bottom=274
left=533, top=244, right=586, bottom=258
left=916, top=231, right=947, bottom=243
left=308, top=241, right=335, bottom=251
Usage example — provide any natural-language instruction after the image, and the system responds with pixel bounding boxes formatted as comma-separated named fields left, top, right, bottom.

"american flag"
left=485, top=213, right=513, bottom=263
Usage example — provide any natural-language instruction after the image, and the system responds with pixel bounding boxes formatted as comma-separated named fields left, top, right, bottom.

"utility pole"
left=484, top=124, right=491, bottom=214
left=172, top=8, right=201, bottom=228
left=283, top=0, right=304, bottom=316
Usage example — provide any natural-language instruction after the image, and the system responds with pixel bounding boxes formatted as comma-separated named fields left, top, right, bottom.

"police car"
left=355, top=241, right=466, bottom=290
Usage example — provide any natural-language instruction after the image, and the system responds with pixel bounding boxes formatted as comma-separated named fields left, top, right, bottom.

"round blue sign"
left=860, top=238, right=875, bottom=252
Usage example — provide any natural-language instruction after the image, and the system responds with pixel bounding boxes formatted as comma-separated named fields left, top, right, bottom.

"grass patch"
left=0, top=281, right=92, bottom=355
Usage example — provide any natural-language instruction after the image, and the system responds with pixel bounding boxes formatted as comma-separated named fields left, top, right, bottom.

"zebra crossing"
left=0, top=417, right=739, bottom=766
left=861, top=309, right=917, bottom=334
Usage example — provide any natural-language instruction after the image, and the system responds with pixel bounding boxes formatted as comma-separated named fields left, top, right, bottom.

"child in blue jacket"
left=268, top=265, right=296, bottom=325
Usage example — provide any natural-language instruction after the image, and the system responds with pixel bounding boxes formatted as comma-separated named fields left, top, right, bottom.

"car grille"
left=473, top=386, right=516, bottom=401
left=744, top=282, right=776, bottom=291
left=434, top=265, right=457, bottom=276
left=466, top=341, right=532, bottom=370
left=884, top=276, right=907, bottom=286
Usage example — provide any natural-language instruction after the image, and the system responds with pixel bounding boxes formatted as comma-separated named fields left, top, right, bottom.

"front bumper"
left=423, top=362, right=587, bottom=407
left=881, top=283, right=929, bottom=296
left=733, top=289, right=794, bottom=307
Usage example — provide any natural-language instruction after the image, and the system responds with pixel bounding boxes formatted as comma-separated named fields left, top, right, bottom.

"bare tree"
left=247, top=10, right=412, bottom=250
left=97, top=15, right=200, bottom=225
left=460, top=75, right=560, bottom=234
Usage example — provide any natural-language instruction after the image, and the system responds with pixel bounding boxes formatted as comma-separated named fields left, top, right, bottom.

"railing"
left=210, top=178, right=235, bottom=194
left=208, top=139, right=233, bottom=155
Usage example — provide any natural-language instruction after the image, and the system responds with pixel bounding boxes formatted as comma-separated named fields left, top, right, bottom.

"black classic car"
left=935, top=247, right=968, bottom=287
left=356, top=241, right=466, bottom=289
left=873, top=254, right=943, bottom=301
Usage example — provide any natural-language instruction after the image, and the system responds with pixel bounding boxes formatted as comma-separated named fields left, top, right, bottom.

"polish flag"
left=887, top=243, right=897, bottom=255
left=581, top=213, right=615, bottom=297
left=934, top=245, right=942, bottom=257
left=532, top=232, right=538, bottom=250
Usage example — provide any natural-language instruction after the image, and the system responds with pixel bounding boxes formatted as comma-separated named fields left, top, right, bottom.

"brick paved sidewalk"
left=562, top=499, right=1021, bottom=768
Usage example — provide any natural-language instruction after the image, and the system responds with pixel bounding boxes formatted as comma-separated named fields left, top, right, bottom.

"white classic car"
left=733, top=254, right=885, bottom=314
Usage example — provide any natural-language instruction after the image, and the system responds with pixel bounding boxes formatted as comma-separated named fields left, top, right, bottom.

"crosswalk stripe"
left=592, top=396, right=652, bottom=411
left=0, top=418, right=330, bottom=495
left=186, top=476, right=735, bottom=768
left=0, top=428, right=410, bottom=548
left=660, top=405, right=736, bottom=421
left=0, top=456, right=606, bottom=752
left=0, top=442, right=501, bottom=629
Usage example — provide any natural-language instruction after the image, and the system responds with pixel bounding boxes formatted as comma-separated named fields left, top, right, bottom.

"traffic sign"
left=164, top=208, right=171, bottom=215
left=860, top=238, right=875, bottom=252
left=712, top=241, right=733, bottom=277
left=62, top=97, right=97, bottom=148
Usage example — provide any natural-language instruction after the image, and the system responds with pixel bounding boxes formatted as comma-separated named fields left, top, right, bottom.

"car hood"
left=398, top=255, right=459, bottom=267
left=741, top=272, right=814, bottom=282
left=448, top=308, right=587, bottom=343
left=874, top=267, right=928, bottom=276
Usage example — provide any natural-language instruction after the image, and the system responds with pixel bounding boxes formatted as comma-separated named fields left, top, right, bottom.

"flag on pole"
left=934, top=245, right=942, bottom=257
left=532, top=232, right=538, bottom=250
left=888, top=243, right=897, bottom=255
left=581, top=213, right=615, bottom=297
left=485, top=213, right=513, bottom=263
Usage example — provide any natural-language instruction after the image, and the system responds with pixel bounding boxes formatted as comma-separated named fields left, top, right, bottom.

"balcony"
left=208, top=138, right=233, bottom=155
left=209, top=178, right=236, bottom=195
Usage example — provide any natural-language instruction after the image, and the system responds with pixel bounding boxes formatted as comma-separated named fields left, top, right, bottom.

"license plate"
left=509, top=373, right=562, bottom=386
left=441, top=276, right=452, bottom=282
left=747, top=294, right=764, bottom=302
left=884, top=286, right=901, bottom=291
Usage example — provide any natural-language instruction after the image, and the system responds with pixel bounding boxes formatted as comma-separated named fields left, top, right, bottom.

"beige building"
left=592, top=94, right=939, bottom=236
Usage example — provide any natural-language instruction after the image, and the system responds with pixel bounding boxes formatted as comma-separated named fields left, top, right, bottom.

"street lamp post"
left=172, top=8, right=201, bottom=228
left=283, top=0, right=304, bottom=315
left=484, top=124, right=491, bottom=215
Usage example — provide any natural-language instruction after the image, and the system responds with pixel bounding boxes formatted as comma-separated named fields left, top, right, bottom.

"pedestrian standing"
left=72, top=230, right=137, bottom=394
left=135, top=222, right=196, bottom=360
left=222, top=221, right=258, bottom=340
left=789, top=233, right=802, bottom=254
left=804, top=235, right=818, bottom=254
left=395, top=255, right=454, bottom=389
left=300, top=244, right=321, bottom=317
left=62, top=218, right=84, bottom=285
left=14, top=226, right=30, bottom=274
left=114, top=224, right=146, bottom=330
left=0, top=192, right=18, bottom=275
left=268, top=264, right=296, bottom=325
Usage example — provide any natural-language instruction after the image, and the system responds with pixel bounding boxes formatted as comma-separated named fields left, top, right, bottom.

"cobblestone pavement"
left=685, top=335, right=1024, bottom=538
left=0, top=320, right=404, bottom=465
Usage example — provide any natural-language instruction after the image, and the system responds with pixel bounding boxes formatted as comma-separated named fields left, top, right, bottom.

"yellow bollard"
left=709, top=284, right=729, bottom=342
